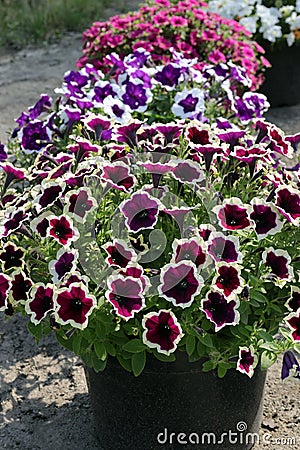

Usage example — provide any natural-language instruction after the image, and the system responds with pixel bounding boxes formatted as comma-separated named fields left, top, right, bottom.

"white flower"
left=296, top=0, right=300, bottom=13
left=287, top=32, right=296, bottom=47
left=286, top=12, right=300, bottom=30
left=240, top=16, right=258, bottom=34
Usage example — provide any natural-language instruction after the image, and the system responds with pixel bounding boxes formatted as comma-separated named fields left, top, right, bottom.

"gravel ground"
left=0, top=4, right=299, bottom=448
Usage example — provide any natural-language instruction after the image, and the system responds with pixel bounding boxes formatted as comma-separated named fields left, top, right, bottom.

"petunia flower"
left=171, top=238, right=208, bottom=269
left=54, top=282, right=96, bottom=329
left=1, top=207, right=28, bottom=238
left=0, top=273, right=11, bottom=311
left=100, top=162, right=135, bottom=192
left=106, top=274, right=145, bottom=320
left=158, top=261, right=203, bottom=308
left=236, top=346, right=257, bottom=378
left=103, top=239, right=136, bottom=268
left=268, top=126, right=293, bottom=158
left=142, top=309, right=184, bottom=355
left=121, top=191, right=161, bottom=233
left=285, top=287, right=300, bottom=313
left=275, top=186, right=300, bottom=225
left=171, top=160, right=205, bottom=185
left=10, top=270, right=33, bottom=303
left=281, top=351, right=300, bottom=382
left=285, top=312, right=300, bottom=342
left=64, top=188, right=97, bottom=223
left=153, top=63, right=183, bottom=89
left=49, top=248, right=79, bottom=283
left=119, top=263, right=150, bottom=293
left=0, top=242, right=24, bottom=271
left=60, top=271, right=90, bottom=288
left=30, top=211, right=51, bottom=238
left=198, top=224, right=216, bottom=241
left=250, top=198, right=283, bottom=239
left=25, top=283, right=54, bottom=324
left=172, top=88, right=205, bottom=119
left=208, top=232, right=242, bottom=263
left=262, top=247, right=294, bottom=287
left=47, top=215, right=79, bottom=246
left=0, top=143, right=8, bottom=162
left=212, top=198, right=251, bottom=231
left=35, top=181, right=66, bottom=212
left=84, top=114, right=112, bottom=141
left=201, top=290, right=240, bottom=331
left=18, top=119, right=52, bottom=153
left=212, top=264, right=244, bottom=299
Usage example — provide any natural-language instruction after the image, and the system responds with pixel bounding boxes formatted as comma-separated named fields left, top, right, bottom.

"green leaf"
left=72, top=333, right=82, bottom=355
left=153, top=351, right=176, bottom=362
left=117, top=355, right=132, bottom=372
left=261, top=351, right=277, bottom=370
left=105, top=341, right=116, bottom=357
left=123, top=339, right=146, bottom=353
left=131, top=351, right=146, bottom=377
left=201, top=360, right=215, bottom=372
left=91, top=352, right=107, bottom=373
left=95, top=322, right=108, bottom=341
left=186, top=335, right=196, bottom=356
left=250, top=291, right=268, bottom=303
left=217, top=364, right=227, bottom=378
left=28, top=321, right=43, bottom=340
left=198, top=334, right=214, bottom=348
left=94, top=341, right=107, bottom=361
left=257, top=330, right=273, bottom=342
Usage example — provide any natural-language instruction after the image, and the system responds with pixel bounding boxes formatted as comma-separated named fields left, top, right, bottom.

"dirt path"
left=0, top=14, right=299, bottom=450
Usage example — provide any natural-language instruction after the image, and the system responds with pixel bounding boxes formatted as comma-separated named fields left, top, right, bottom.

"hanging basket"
left=84, top=352, right=266, bottom=450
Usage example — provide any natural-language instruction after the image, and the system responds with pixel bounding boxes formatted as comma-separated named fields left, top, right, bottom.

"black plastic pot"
left=260, top=43, right=300, bottom=107
left=84, top=352, right=266, bottom=450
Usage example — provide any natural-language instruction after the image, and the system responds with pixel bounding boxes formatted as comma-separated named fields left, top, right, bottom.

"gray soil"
left=0, top=4, right=299, bottom=449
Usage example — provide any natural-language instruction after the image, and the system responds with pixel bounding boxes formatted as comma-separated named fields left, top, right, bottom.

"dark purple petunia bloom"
left=1, top=163, right=25, bottom=189
left=172, top=238, right=207, bottom=268
left=28, top=94, right=52, bottom=120
left=116, top=121, right=143, bottom=148
left=67, top=138, right=101, bottom=161
left=234, top=92, right=269, bottom=122
left=101, top=163, right=135, bottom=192
left=119, top=263, right=149, bottom=292
left=281, top=351, right=300, bottom=381
left=121, top=191, right=160, bottom=232
left=155, top=125, right=182, bottom=145
left=286, top=287, right=300, bottom=312
left=216, top=129, right=245, bottom=147
left=158, top=261, right=203, bottom=308
left=0, top=273, right=11, bottom=311
left=208, top=233, right=242, bottom=263
left=286, top=132, right=300, bottom=152
left=30, top=212, right=50, bottom=238
left=103, top=240, right=136, bottom=268
left=142, top=309, right=183, bottom=355
left=19, top=120, right=51, bottom=153
left=172, top=160, right=204, bottom=185
left=106, top=275, right=145, bottom=320
left=84, top=115, right=112, bottom=141
left=190, top=145, right=222, bottom=172
left=35, top=182, right=65, bottom=212
left=93, top=82, right=117, bottom=103
left=54, top=283, right=96, bottom=329
left=49, top=248, right=78, bottom=283
left=213, top=264, right=243, bottom=298
left=1, top=208, right=27, bottom=238
left=61, top=272, right=89, bottom=287
left=122, top=81, right=148, bottom=110
left=262, top=248, right=293, bottom=285
left=0, top=143, right=8, bottom=162
left=286, top=312, right=300, bottom=342
left=201, top=291, right=240, bottom=331
left=64, top=70, right=88, bottom=87
left=213, top=198, right=251, bottom=231
left=268, top=126, right=293, bottom=157
left=250, top=199, right=282, bottom=239
left=0, top=243, right=24, bottom=271
left=237, top=346, right=256, bottom=378
left=154, top=64, right=182, bottom=88
left=48, top=215, right=78, bottom=246
left=275, top=186, right=300, bottom=225
left=139, top=161, right=173, bottom=189
left=172, top=88, right=205, bottom=119
left=65, top=188, right=97, bottom=222
left=11, top=270, right=33, bottom=303
left=25, top=283, right=54, bottom=324
left=198, top=224, right=216, bottom=242
left=187, top=126, right=211, bottom=145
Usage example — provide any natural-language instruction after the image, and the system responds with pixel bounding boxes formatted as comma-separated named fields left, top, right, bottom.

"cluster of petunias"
left=0, top=104, right=300, bottom=377
left=205, top=0, right=300, bottom=46
left=77, top=0, right=269, bottom=91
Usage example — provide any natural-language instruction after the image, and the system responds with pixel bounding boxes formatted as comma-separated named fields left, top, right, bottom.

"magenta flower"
left=49, top=248, right=78, bottom=283
left=84, top=114, right=112, bottom=141
left=268, top=126, right=293, bottom=158
left=25, top=283, right=54, bottom=324
left=101, top=162, right=135, bottom=192
left=30, top=212, right=50, bottom=238
left=48, top=215, right=79, bottom=246
left=172, top=160, right=205, bottom=185
left=201, top=291, right=240, bottom=331
left=116, top=121, right=143, bottom=148
left=142, top=309, right=183, bottom=355
left=1, top=163, right=26, bottom=190
left=237, top=346, right=256, bottom=378
left=262, top=248, right=293, bottom=286
left=19, top=120, right=52, bottom=153
left=64, top=188, right=97, bottom=222
left=250, top=198, right=283, bottom=239
left=106, top=275, right=145, bottom=320
left=212, top=198, right=251, bottom=231
left=11, top=270, right=33, bottom=303
left=275, top=186, right=300, bottom=225
left=1, top=207, right=28, bottom=238
left=212, top=264, right=244, bottom=299
left=103, top=239, right=136, bottom=268
left=286, top=312, right=300, bottom=342
left=198, top=224, right=216, bottom=241
left=208, top=232, right=242, bottom=263
left=119, top=263, right=150, bottom=292
left=0, top=243, right=24, bottom=271
left=158, top=261, right=203, bottom=308
left=54, top=283, right=96, bottom=329
left=0, top=273, right=11, bottom=311
left=172, top=238, right=208, bottom=269
left=285, top=287, right=300, bottom=313
left=121, top=191, right=161, bottom=233
left=35, top=181, right=66, bottom=212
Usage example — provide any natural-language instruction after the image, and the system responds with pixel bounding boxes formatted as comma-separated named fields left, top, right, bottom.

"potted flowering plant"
left=77, top=0, right=269, bottom=91
left=203, top=0, right=300, bottom=105
left=0, top=50, right=299, bottom=449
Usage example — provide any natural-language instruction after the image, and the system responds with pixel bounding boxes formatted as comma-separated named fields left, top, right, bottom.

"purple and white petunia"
left=119, top=263, right=150, bottom=293
left=64, top=188, right=97, bottom=223
left=208, top=232, right=242, bottom=263
left=142, top=309, right=184, bottom=355
left=236, top=346, right=256, bottom=378
left=121, top=191, right=161, bottom=233
left=275, top=186, right=300, bottom=225
left=250, top=198, right=283, bottom=239
left=0, top=273, right=11, bottom=311
left=10, top=270, right=33, bottom=303
left=18, top=119, right=52, bottom=153
left=0, top=242, right=24, bottom=271
left=171, top=160, right=205, bottom=185
left=285, top=286, right=300, bottom=313
left=158, top=261, right=203, bottom=308
left=212, top=198, right=251, bottom=231
left=0, top=207, right=28, bottom=238
left=47, top=215, right=79, bottom=246
left=0, top=143, right=8, bottom=162
left=212, top=263, right=244, bottom=299
left=262, top=247, right=294, bottom=286
left=54, top=282, right=96, bottom=329
left=153, top=64, right=183, bottom=90
left=49, top=248, right=79, bottom=283
left=172, top=88, right=205, bottom=119
left=281, top=351, right=300, bottom=382
left=103, top=239, right=136, bottom=268
left=201, top=290, right=240, bottom=331
left=35, top=181, right=66, bottom=213
left=106, top=274, right=145, bottom=320
left=30, top=211, right=51, bottom=238
left=171, top=238, right=208, bottom=269
left=101, top=162, right=135, bottom=192
left=285, top=312, right=300, bottom=342
left=25, top=283, right=54, bottom=324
